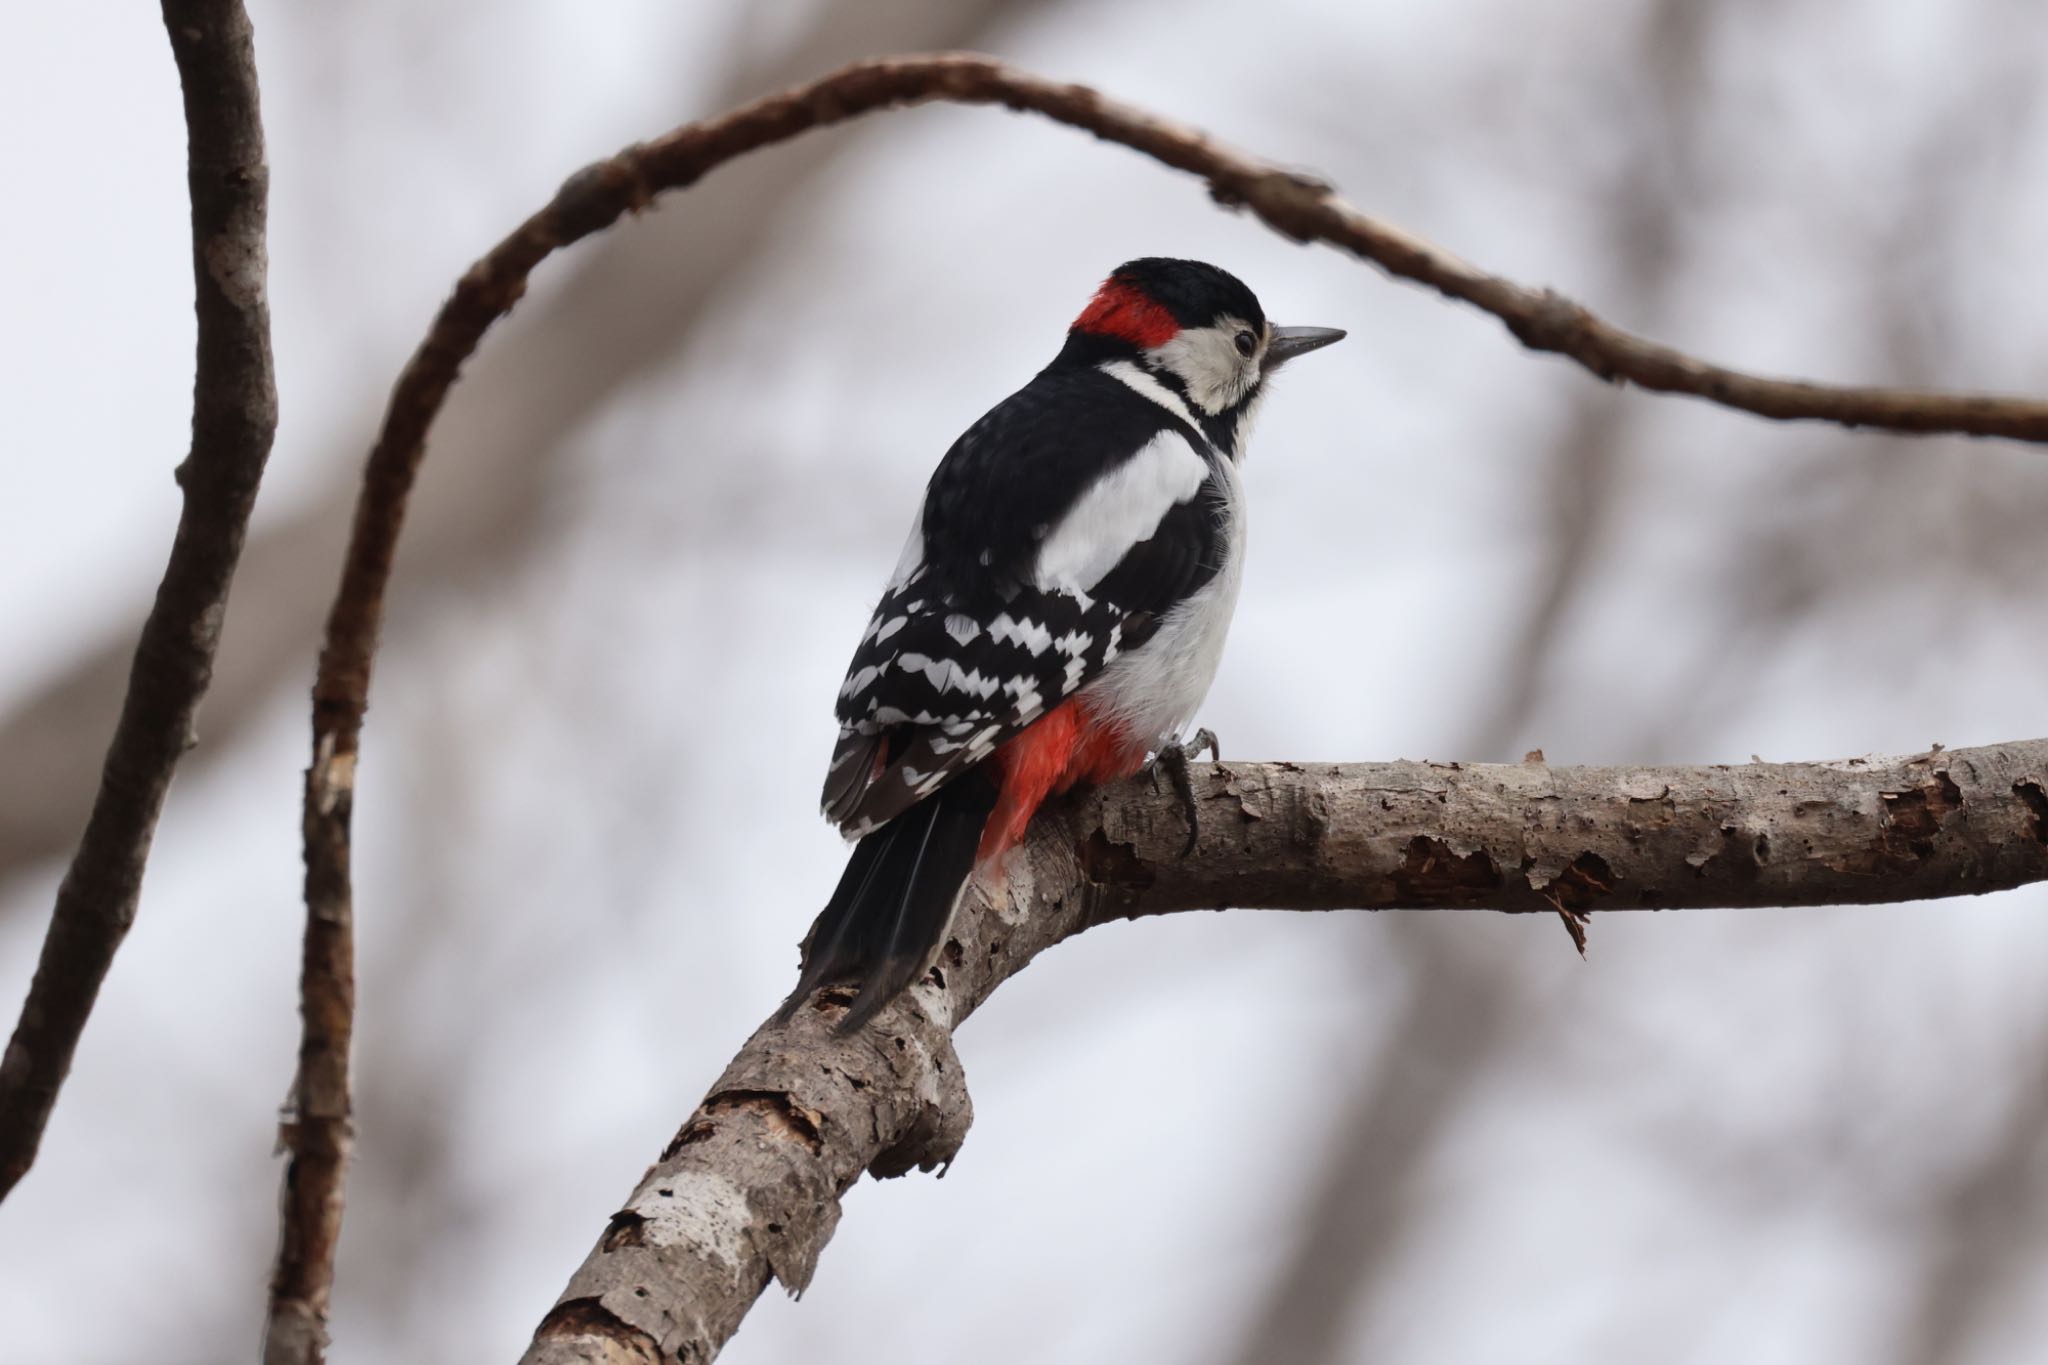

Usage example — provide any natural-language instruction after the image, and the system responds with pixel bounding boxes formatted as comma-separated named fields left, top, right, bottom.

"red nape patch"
left=1073, top=280, right=1179, bottom=348
left=977, top=699, right=1151, bottom=864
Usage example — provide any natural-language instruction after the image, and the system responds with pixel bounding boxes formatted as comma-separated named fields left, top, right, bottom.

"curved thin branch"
left=293, top=50, right=2048, bottom=1362
left=0, top=0, right=1033, bottom=904
left=0, top=0, right=276, bottom=1201
left=310, top=46, right=2048, bottom=851
left=522, top=742, right=2048, bottom=1361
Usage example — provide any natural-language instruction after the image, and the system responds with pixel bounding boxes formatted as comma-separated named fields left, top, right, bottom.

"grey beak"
left=1266, top=325, right=1346, bottom=367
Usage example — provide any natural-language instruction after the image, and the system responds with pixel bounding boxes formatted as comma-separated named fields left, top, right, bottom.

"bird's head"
left=1059, top=257, right=1344, bottom=438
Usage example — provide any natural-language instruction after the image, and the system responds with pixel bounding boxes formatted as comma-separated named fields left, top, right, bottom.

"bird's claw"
left=1154, top=728, right=1220, bottom=859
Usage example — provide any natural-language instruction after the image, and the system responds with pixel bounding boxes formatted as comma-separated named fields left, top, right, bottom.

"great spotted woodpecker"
left=780, top=258, right=1343, bottom=1030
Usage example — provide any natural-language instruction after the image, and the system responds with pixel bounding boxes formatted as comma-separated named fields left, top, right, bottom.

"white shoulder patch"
left=1032, top=428, right=1209, bottom=594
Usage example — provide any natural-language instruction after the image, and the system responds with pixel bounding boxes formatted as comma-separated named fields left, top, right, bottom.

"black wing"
left=822, top=366, right=1226, bottom=836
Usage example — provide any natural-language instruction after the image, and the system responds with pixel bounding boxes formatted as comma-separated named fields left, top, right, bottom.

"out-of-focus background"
left=5, top=1, right=2048, bottom=1360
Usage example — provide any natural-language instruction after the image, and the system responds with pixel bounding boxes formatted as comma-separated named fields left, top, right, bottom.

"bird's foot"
left=1152, top=728, right=1220, bottom=858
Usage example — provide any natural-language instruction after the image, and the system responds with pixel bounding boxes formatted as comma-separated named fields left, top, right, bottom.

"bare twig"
left=265, top=768, right=358, bottom=1365
left=262, top=14, right=1035, bottom=1360
left=0, top=0, right=1030, bottom=903
left=294, top=52, right=2048, bottom=1360
left=281, top=10, right=1044, bottom=1354
left=523, top=743, right=2048, bottom=1361
left=0, top=0, right=276, bottom=1201
left=307, top=43, right=2048, bottom=888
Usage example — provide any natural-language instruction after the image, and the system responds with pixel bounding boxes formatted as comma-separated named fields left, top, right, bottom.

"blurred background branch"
left=0, top=0, right=1036, bottom=899
left=1231, top=10, right=1710, bottom=1347
left=300, top=38, right=2048, bottom=1351
left=8, top=3, right=2048, bottom=1362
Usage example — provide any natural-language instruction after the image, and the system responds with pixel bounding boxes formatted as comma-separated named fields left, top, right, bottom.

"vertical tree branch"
left=264, top=767, right=356, bottom=1365
left=1219, top=925, right=1529, bottom=1365
left=307, top=2, right=1034, bottom=1342
left=1892, top=1040, right=2048, bottom=1365
left=0, top=0, right=1029, bottom=905
left=0, top=0, right=275, bottom=1200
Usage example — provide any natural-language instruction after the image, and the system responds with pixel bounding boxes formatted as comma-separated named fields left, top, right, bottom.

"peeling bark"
left=1092, top=748, right=2045, bottom=920
left=524, top=996, right=970, bottom=1362
left=521, top=739, right=2048, bottom=1361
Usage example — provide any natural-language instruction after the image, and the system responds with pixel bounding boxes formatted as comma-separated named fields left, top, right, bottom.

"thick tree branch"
left=522, top=742, right=2048, bottom=1362
left=292, top=51, right=2048, bottom=1363
left=0, top=0, right=276, bottom=1201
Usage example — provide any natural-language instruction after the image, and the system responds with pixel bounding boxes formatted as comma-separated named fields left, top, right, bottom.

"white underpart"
left=1033, top=426, right=1209, bottom=593
left=1086, top=452, right=1246, bottom=749
left=860, top=342, right=1254, bottom=774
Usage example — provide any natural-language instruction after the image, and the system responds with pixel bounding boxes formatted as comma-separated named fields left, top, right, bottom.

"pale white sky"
left=4, top=2, right=2047, bottom=1362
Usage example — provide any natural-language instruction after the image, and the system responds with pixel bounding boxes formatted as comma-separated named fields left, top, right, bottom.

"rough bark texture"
left=289, top=52, right=2048, bottom=1365
left=1091, top=747, right=2048, bottom=918
left=520, top=741, right=2048, bottom=1363
left=0, top=0, right=276, bottom=1201
left=526, top=1011, right=970, bottom=1364
left=307, top=48, right=2048, bottom=1021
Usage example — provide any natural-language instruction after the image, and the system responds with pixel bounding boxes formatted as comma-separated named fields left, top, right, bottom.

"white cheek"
left=1201, top=361, right=1246, bottom=411
left=1147, top=331, right=1254, bottom=414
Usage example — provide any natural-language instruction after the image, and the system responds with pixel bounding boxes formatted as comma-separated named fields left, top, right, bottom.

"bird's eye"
left=1234, top=329, right=1257, bottom=358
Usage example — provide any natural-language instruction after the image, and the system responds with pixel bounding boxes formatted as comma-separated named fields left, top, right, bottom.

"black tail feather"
left=776, top=771, right=998, bottom=1032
